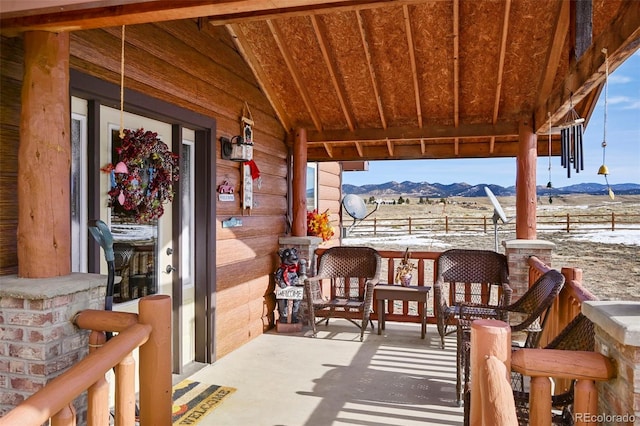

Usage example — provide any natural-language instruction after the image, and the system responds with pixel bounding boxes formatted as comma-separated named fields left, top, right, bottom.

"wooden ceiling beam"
left=207, top=0, right=438, bottom=26
left=535, top=0, right=640, bottom=133
left=355, top=141, right=364, bottom=157
left=386, top=139, right=394, bottom=157
left=307, top=138, right=536, bottom=162
left=306, top=121, right=519, bottom=143
left=227, top=23, right=292, bottom=132
left=536, top=0, right=570, bottom=131
left=268, top=19, right=323, bottom=132
left=492, top=0, right=511, bottom=125
left=356, top=9, right=387, bottom=129
left=403, top=5, right=422, bottom=128
left=452, top=0, right=460, bottom=128
left=0, top=0, right=384, bottom=36
left=311, top=15, right=356, bottom=131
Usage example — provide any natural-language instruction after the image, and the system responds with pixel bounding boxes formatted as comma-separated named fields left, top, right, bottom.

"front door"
left=97, top=106, right=200, bottom=372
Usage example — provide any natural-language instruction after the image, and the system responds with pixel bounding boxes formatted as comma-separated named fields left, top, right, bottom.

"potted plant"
left=394, top=248, right=415, bottom=286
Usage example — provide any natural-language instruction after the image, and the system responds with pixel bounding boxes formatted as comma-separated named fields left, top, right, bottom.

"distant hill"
left=342, top=181, right=640, bottom=198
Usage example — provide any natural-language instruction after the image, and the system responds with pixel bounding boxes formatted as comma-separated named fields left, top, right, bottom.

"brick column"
left=583, top=301, right=640, bottom=424
left=503, top=239, right=555, bottom=299
left=0, top=274, right=106, bottom=420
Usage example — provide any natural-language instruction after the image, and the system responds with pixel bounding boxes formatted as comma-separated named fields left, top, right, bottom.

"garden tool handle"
left=88, top=219, right=114, bottom=262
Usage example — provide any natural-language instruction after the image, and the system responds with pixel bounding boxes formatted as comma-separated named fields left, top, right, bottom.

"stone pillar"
left=503, top=239, right=555, bottom=299
left=0, top=274, right=106, bottom=421
left=582, top=301, right=640, bottom=425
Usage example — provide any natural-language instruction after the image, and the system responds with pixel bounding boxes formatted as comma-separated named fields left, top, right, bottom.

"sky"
left=343, top=50, right=640, bottom=188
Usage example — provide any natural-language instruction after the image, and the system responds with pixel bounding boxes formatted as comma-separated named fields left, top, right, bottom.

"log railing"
left=527, top=256, right=598, bottom=348
left=0, top=295, right=172, bottom=426
left=472, top=321, right=615, bottom=426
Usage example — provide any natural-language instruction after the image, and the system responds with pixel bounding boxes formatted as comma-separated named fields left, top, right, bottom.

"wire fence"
left=346, top=212, right=640, bottom=236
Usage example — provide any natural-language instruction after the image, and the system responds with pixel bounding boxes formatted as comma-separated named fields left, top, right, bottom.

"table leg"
left=377, top=299, right=383, bottom=335
left=421, top=300, right=426, bottom=339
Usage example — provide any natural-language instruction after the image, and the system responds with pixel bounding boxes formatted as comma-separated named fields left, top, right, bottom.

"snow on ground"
left=560, top=229, right=640, bottom=246
left=345, top=229, right=640, bottom=248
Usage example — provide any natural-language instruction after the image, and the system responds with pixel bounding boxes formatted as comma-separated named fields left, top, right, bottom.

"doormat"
left=172, top=379, right=236, bottom=425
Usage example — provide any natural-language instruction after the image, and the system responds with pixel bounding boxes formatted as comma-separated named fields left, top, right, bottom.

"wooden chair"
left=513, top=313, right=595, bottom=425
left=304, top=246, right=381, bottom=341
left=433, top=249, right=512, bottom=350
left=459, top=269, right=565, bottom=414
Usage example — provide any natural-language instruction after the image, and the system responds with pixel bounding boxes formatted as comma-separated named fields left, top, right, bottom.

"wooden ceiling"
left=2, top=0, right=639, bottom=162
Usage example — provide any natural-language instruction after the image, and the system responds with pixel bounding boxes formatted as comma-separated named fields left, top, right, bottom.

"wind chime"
left=598, top=48, right=614, bottom=200
left=559, top=95, right=585, bottom=178
left=546, top=112, right=554, bottom=204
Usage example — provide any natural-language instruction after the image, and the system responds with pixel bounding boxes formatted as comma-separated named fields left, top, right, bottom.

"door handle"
left=165, top=264, right=176, bottom=274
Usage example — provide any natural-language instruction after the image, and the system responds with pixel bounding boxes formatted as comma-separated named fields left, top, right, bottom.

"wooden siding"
left=0, top=21, right=291, bottom=359
left=317, top=162, right=341, bottom=247
left=0, top=36, right=22, bottom=276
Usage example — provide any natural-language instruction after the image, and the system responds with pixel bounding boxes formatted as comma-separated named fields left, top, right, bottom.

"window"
left=306, top=163, right=318, bottom=211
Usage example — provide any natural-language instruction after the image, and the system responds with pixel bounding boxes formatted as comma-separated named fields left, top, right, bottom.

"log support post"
left=18, top=31, right=71, bottom=277
left=292, top=128, right=308, bottom=237
left=515, top=116, right=537, bottom=240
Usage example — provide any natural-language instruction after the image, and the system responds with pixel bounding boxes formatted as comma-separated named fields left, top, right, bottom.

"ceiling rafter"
left=267, top=19, right=323, bottom=131
left=534, top=0, right=640, bottom=132
left=493, top=0, right=511, bottom=125
left=207, top=0, right=435, bottom=26
left=452, top=0, right=460, bottom=128
left=356, top=9, right=387, bottom=129
left=354, top=141, right=364, bottom=157
left=420, top=139, right=426, bottom=155
left=403, top=5, right=422, bottom=128
left=323, top=142, right=334, bottom=157
left=310, top=15, right=356, bottom=131
left=536, top=0, right=570, bottom=132
left=226, top=23, right=292, bottom=132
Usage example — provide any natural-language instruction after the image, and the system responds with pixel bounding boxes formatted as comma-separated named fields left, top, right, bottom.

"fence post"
left=408, top=217, right=412, bottom=235
left=138, top=295, right=172, bottom=426
left=445, top=216, right=449, bottom=233
left=373, top=217, right=377, bottom=236
left=611, top=212, right=615, bottom=231
left=566, top=213, right=570, bottom=233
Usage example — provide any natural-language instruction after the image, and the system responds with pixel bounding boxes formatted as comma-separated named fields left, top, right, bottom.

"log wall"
left=0, top=21, right=293, bottom=359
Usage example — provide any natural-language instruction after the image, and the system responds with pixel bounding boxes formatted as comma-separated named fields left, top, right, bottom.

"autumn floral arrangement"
left=307, top=209, right=335, bottom=241
left=102, top=128, right=179, bottom=223
left=394, top=248, right=415, bottom=286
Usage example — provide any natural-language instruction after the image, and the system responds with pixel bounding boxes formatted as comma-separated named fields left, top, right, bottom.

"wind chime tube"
left=577, top=125, right=584, bottom=172
left=560, top=128, right=566, bottom=168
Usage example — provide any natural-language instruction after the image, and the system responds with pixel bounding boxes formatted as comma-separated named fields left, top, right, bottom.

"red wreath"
left=102, top=128, right=179, bottom=223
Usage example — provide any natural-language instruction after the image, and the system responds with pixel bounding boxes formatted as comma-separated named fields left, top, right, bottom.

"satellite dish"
left=341, top=194, right=379, bottom=236
left=484, top=187, right=513, bottom=252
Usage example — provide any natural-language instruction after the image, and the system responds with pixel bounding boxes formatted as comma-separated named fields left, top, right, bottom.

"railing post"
left=470, top=319, right=514, bottom=426
left=87, top=331, right=110, bottom=426
left=573, top=379, right=598, bottom=426
left=529, top=377, right=552, bottom=425
left=115, top=353, right=136, bottom=426
left=138, top=295, right=172, bottom=426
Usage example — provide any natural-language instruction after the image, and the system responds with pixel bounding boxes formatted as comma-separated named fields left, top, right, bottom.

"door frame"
left=71, top=70, right=217, bottom=370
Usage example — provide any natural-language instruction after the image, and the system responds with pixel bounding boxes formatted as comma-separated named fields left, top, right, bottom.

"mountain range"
left=342, top=181, right=640, bottom=198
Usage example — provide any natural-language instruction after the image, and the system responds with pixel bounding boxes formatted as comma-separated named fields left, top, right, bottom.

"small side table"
left=375, top=284, right=431, bottom=339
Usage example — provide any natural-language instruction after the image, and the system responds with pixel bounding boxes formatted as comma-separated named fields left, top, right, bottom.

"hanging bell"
left=546, top=181, right=552, bottom=189
left=597, top=164, right=609, bottom=175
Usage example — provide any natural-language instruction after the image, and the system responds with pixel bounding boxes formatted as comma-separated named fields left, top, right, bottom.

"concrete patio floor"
left=178, top=320, right=464, bottom=426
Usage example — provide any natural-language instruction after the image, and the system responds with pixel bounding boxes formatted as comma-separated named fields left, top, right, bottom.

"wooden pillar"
left=292, top=128, right=308, bottom=237
left=515, top=116, right=537, bottom=240
left=18, top=31, right=71, bottom=277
